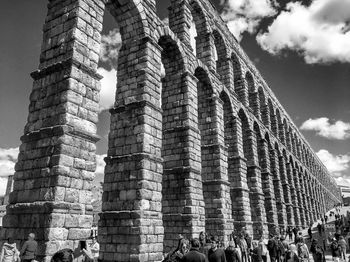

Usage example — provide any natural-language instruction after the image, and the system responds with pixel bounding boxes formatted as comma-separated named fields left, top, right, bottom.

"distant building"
left=340, top=185, right=350, bottom=206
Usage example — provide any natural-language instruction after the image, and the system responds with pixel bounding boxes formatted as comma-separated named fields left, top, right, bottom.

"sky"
left=0, top=0, right=349, bottom=196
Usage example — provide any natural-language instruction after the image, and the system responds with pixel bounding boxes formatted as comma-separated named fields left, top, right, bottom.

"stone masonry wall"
left=0, top=0, right=342, bottom=262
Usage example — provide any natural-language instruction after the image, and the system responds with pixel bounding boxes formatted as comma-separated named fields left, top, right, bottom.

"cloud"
left=220, top=0, right=278, bottom=41
left=300, top=117, right=350, bottom=140
left=257, top=0, right=350, bottom=64
left=317, top=149, right=350, bottom=176
left=97, top=67, right=117, bottom=111
left=99, top=28, right=122, bottom=69
left=0, top=177, right=8, bottom=197
left=0, top=147, right=18, bottom=178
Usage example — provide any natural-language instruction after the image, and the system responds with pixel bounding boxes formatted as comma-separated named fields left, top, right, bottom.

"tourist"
left=0, top=237, right=20, bottom=262
left=72, top=240, right=93, bottom=262
left=338, top=236, right=347, bottom=261
left=238, top=234, right=248, bottom=262
left=307, top=226, right=312, bottom=241
left=182, top=238, right=208, bottom=262
left=199, top=232, right=211, bottom=257
left=325, top=215, right=328, bottom=224
left=296, top=238, right=309, bottom=262
left=225, top=240, right=240, bottom=262
left=287, top=227, right=293, bottom=242
left=51, top=249, right=73, bottom=262
left=208, top=236, right=226, bottom=262
left=281, top=236, right=289, bottom=262
left=20, top=233, right=38, bottom=262
left=89, top=237, right=99, bottom=262
left=309, top=239, right=324, bottom=262
left=250, top=241, right=260, bottom=262
left=258, top=237, right=268, bottom=262
left=330, top=238, right=341, bottom=262
left=276, top=236, right=286, bottom=262
left=286, top=244, right=299, bottom=262
left=292, top=228, right=298, bottom=242
left=163, top=238, right=189, bottom=262
left=267, top=234, right=278, bottom=262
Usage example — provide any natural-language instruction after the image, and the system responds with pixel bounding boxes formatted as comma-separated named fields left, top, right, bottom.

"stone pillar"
left=299, top=171, right=309, bottom=226
left=279, top=156, right=294, bottom=226
left=259, top=139, right=278, bottom=234
left=168, top=0, right=191, bottom=49
left=230, top=118, right=253, bottom=234
left=160, top=71, right=205, bottom=252
left=200, top=95, right=233, bottom=241
left=1, top=0, right=105, bottom=260
left=261, top=104, right=270, bottom=128
left=293, top=168, right=306, bottom=228
left=196, top=33, right=216, bottom=71
left=270, top=150, right=287, bottom=229
left=286, top=163, right=301, bottom=227
left=278, top=122, right=285, bottom=145
left=249, top=92, right=261, bottom=120
left=304, top=174, right=313, bottom=224
left=270, top=113, right=278, bottom=138
left=246, top=130, right=268, bottom=238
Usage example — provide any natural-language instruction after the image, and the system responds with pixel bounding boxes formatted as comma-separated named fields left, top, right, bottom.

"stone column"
left=200, top=95, right=233, bottom=241
left=1, top=0, right=105, bottom=260
left=261, top=103, right=270, bottom=128
left=258, top=139, right=278, bottom=234
left=270, top=113, right=278, bottom=138
left=249, top=92, right=261, bottom=120
left=196, top=33, right=216, bottom=71
left=279, top=156, right=294, bottom=226
left=230, top=118, right=253, bottom=235
left=299, top=171, right=309, bottom=226
left=304, top=173, right=313, bottom=224
left=293, top=168, right=306, bottom=228
left=246, top=130, right=268, bottom=238
left=270, top=150, right=287, bottom=229
left=278, top=122, right=285, bottom=145
left=286, top=163, right=301, bottom=227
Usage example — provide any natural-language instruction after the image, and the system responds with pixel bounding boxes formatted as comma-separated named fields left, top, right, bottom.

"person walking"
left=0, top=237, right=20, bottom=262
left=208, top=236, right=226, bottom=262
left=164, top=238, right=189, bottom=262
left=330, top=238, right=341, bottom=262
left=20, top=233, right=38, bottom=262
left=338, top=236, right=347, bottom=261
left=287, top=227, right=293, bottom=242
left=296, top=238, right=309, bottom=262
left=307, top=226, right=312, bottom=241
left=286, top=244, right=299, bottom=262
left=225, top=241, right=241, bottom=262
left=238, top=234, right=248, bottom=262
left=182, top=238, right=208, bottom=262
left=309, top=239, right=325, bottom=262
left=267, top=234, right=278, bottom=262
left=89, top=237, right=99, bottom=262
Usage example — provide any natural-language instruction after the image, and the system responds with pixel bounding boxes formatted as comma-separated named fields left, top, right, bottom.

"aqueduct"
left=0, top=0, right=342, bottom=261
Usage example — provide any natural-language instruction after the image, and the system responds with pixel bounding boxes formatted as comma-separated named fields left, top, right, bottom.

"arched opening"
left=213, top=30, right=227, bottom=78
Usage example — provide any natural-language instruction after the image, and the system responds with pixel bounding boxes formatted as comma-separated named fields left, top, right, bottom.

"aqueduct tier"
left=0, top=0, right=342, bottom=261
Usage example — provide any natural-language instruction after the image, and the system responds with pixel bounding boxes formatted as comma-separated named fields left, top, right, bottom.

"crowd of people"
left=163, top=228, right=321, bottom=262
left=0, top=233, right=99, bottom=262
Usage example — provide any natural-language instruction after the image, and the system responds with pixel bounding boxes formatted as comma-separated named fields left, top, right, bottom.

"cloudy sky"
left=0, top=0, right=349, bottom=196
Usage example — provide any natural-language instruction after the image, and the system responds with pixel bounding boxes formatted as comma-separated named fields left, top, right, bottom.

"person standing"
left=238, top=234, right=248, bottom=262
left=208, top=236, right=226, bottom=262
left=20, top=233, right=38, bottom=262
left=296, top=238, right=309, bottom=262
left=307, top=226, right=312, bottom=241
left=0, top=237, right=20, bottom=262
left=338, top=236, right=347, bottom=261
left=267, top=234, right=278, bottom=262
left=309, top=239, right=324, bottom=262
left=182, top=238, right=208, bottom=262
left=287, top=227, right=293, bottom=242
left=225, top=241, right=241, bottom=262
left=89, top=237, right=99, bottom=262
left=330, top=238, right=341, bottom=262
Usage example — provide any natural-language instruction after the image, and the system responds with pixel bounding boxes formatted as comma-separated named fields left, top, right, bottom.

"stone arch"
left=212, top=29, right=228, bottom=77
left=258, top=87, right=268, bottom=125
left=283, top=119, right=291, bottom=151
left=232, top=53, right=246, bottom=105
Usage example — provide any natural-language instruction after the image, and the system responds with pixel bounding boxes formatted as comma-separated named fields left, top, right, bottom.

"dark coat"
left=182, top=248, right=208, bottom=262
left=20, top=240, right=38, bottom=260
left=208, top=248, right=226, bottom=262
left=225, top=247, right=241, bottom=262
left=267, top=239, right=278, bottom=258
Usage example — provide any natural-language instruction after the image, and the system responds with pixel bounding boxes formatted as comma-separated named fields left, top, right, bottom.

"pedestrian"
left=73, top=240, right=93, bottom=262
left=276, top=236, right=286, bottom=262
left=182, top=238, right=208, bottom=262
left=20, top=233, right=38, bottom=262
left=317, top=224, right=322, bottom=237
left=0, top=237, right=20, bottom=262
left=338, top=236, right=347, bottom=261
left=325, top=215, right=328, bottom=224
left=225, top=241, right=241, bottom=262
left=281, top=236, right=289, bottom=262
left=309, top=239, right=325, bottom=262
left=238, top=234, right=248, bottom=262
left=287, top=227, right=293, bottom=242
left=250, top=241, right=260, bottom=262
left=286, top=244, right=299, bottom=262
left=258, top=237, right=268, bottom=262
left=296, top=238, right=309, bottom=262
left=267, top=234, right=278, bottom=262
left=51, top=249, right=73, bottom=262
left=307, top=226, right=312, bottom=241
left=89, top=237, right=99, bottom=262
left=292, top=228, right=298, bottom=242
left=208, top=236, right=226, bottom=262
left=330, top=238, right=341, bottom=262
left=163, top=238, right=189, bottom=262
